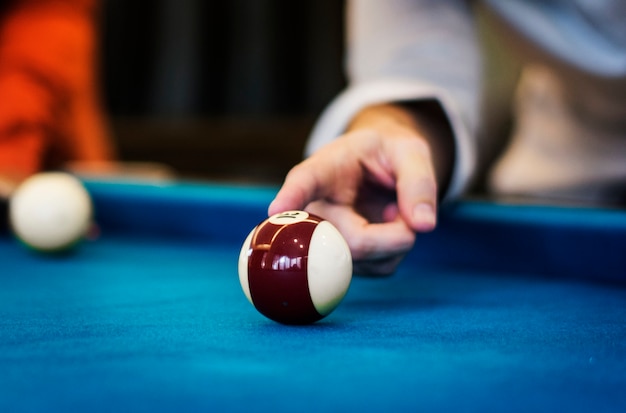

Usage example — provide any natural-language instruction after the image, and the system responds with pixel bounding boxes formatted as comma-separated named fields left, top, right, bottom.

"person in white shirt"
left=269, top=0, right=626, bottom=275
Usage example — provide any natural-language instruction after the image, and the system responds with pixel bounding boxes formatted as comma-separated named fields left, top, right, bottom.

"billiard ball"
left=238, top=210, right=352, bottom=325
left=9, top=172, right=93, bottom=252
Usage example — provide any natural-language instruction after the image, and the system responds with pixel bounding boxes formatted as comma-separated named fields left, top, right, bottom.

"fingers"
left=306, top=201, right=416, bottom=271
left=387, top=137, right=438, bottom=232
left=268, top=135, right=360, bottom=216
left=268, top=125, right=439, bottom=276
left=268, top=160, right=323, bottom=216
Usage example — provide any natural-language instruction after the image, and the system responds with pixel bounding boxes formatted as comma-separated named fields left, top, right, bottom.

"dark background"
left=99, top=0, right=346, bottom=183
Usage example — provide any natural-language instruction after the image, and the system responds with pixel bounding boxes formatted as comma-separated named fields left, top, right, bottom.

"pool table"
left=1, top=180, right=625, bottom=412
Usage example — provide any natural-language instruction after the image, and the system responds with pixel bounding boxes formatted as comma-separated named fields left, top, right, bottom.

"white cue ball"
left=9, top=172, right=93, bottom=252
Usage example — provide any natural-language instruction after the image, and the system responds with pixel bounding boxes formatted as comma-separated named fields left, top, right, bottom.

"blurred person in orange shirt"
left=0, top=0, right=114, bottom=198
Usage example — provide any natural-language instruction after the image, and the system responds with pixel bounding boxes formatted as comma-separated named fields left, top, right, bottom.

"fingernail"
left=413, top=203, right=436, bottom=230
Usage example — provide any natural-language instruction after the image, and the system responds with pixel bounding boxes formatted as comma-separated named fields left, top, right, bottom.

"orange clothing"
left=0, top=0, right=114, bottom=182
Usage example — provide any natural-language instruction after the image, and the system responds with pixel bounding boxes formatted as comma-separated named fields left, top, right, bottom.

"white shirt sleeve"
left=305, top=0, right=483, bottom=200
left=484, top=0, right=626, bottom=77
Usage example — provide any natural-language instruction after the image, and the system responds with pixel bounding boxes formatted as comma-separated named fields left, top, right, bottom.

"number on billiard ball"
left=238, top=210, right=352, bottom=324
left=9, top=172, right=93, bottom=253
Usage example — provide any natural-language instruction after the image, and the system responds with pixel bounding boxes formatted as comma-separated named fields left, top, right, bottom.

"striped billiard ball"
left=238, top=210, right=352, bottom=324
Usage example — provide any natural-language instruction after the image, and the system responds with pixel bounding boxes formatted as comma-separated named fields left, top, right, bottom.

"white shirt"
left=306, top=0, right=626, bottom=201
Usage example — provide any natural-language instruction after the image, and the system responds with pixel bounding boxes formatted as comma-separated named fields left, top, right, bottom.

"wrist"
left=347, top=103, right=422, bottom=137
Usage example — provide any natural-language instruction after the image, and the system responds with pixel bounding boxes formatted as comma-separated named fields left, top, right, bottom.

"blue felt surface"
left=1, top=181, right=625, bottom=412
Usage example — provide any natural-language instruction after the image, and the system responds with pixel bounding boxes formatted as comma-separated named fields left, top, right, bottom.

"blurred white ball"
left=9, top=172, right=93, bottom=252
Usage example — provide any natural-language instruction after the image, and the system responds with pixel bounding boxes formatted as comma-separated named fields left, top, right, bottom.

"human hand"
left=269, top=103, right=451, bottom=275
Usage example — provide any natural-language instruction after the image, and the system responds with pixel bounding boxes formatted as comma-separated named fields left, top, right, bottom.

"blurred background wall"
left=98, top=0, right=346, bottom=183
left=97, top=1, right=518, bottom=188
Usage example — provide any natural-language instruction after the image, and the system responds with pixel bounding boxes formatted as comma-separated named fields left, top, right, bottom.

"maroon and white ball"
left=238, top=210, right=352, bottom=324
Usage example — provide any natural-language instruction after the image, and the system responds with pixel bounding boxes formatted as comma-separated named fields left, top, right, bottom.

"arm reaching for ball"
left=270, top=1, right=480, bottom=275
left=269, top=102, right=455, bottom=276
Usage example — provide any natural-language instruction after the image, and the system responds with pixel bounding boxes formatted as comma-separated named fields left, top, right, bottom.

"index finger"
left=268, top=160, right=327, bottom=216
